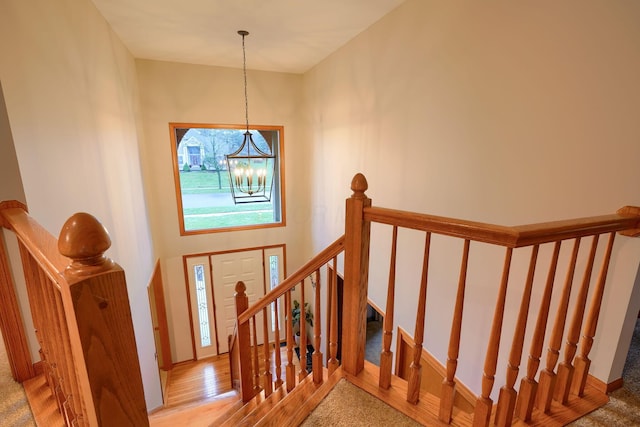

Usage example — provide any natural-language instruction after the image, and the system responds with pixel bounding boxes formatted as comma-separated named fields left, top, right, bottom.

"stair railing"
left=0, top=202, right=149, bottom=426
left=341, top=173, right=640, bottom=426
left=229, top=173, right=639, bottom=425
left=232, top=236, right=345, bottom=402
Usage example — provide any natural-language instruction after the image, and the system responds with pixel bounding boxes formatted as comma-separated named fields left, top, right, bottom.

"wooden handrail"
left=2, top=207, right=69, bottom=284
left=237, top=235, right=344, bottom=324
left=365, top=206, right=640, bottom=247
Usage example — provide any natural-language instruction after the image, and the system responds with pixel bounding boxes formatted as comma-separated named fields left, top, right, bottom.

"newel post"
left=234, top=281, right=255, bottom=402
left=58, top=212, right=149, bottom=426
left=342, top=173, right=372, bottom=375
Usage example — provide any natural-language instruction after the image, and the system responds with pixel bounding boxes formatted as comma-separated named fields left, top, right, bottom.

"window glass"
left=171, top=124, right=285, bottom=234
left=193, top=264, right=211, bottom=347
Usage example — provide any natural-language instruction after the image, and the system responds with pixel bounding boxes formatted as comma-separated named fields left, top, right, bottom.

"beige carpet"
left=301, top=379, right=421, bottom=426
left=0, top=330, right=36, bottom=427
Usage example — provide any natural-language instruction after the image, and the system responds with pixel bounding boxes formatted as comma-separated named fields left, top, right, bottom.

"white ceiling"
left=90, top=0, right=406, bottom=74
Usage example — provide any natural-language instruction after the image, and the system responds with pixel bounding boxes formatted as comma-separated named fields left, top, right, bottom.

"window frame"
left=170, top=122, right=286, bottom=235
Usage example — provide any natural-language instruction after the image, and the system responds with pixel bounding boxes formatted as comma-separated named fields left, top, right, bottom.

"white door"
left=186, top=256, right=217, bottom=359
left=212, top=249, right=265, bottom=354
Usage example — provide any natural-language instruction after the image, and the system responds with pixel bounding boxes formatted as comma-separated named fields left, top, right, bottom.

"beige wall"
left=0, top=83, right=26, bottom=205
left=0, top=0, right=162, bottom=410
left=0, top=82, right=36, bottom=366
left=2, top=0, right=639, bottom=410
left=304, top=0, right=640, bottom=394
left=135, top=59, right=310, bottom=362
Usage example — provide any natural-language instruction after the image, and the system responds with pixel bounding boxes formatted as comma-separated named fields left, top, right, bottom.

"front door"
left=211, top=249, right=265, bottom=354
left=185, top=246, right=286, bottom=357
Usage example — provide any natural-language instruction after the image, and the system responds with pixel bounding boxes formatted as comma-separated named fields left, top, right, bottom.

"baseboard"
left=394, top=326, right=476, bottom=413
left=587, top=374, right=623, bottom=394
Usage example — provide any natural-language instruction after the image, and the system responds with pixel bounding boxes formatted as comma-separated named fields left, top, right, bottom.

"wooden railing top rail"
left=364, top=206, right=640, bottom=248
left=237, top=235, right=345, bottom=324
left=0, top=205, right=69, bottom=284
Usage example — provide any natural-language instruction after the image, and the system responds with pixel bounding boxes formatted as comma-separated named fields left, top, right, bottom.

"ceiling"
left=90, top=0, right=406, bottom=74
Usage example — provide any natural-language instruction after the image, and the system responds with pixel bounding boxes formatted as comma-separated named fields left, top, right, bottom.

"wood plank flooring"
left=150, top=345, right=303, bottom=425
left=164, top=354, right=233, bottom=408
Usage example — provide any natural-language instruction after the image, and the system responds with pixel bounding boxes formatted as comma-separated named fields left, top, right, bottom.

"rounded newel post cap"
left=235, top=281, right=247, bottom=295
left=350, top=173, right=368, bottom=198
left=58, top=212, right=114, bottom=277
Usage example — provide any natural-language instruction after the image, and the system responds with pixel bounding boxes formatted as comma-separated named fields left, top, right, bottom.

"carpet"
left=303, top=319, right=640, bottom=426
left=301, top=379, right=421, bottom=426
left=0, top=331, right=36, bottom=427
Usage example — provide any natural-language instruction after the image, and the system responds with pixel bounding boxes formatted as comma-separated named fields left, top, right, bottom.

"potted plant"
left=292, top=300, right=313, bottom=347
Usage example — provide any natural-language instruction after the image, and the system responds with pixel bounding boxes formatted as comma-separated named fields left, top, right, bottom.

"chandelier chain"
left=241, top=32, right=249, bottom=132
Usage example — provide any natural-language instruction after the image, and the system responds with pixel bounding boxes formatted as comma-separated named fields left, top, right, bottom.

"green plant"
left=292, top=300, right=313, bottom=330
left=182, top=163, right=191, bottom=172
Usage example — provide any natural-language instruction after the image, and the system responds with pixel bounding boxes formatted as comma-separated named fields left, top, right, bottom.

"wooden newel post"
left=342, top=173, right=372, bottom=376
left=58, top=212, right=149, bottom=426
left=234, top=281, right=255, bottom=402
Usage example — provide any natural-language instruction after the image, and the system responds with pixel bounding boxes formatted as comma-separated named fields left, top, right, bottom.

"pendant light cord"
left=240, top=30, right=250, bottom=133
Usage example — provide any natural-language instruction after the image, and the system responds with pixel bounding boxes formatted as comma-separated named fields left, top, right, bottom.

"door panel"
left=212, top=250, right=265, bottom=354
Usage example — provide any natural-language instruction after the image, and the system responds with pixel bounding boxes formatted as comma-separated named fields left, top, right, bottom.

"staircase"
left=225, top=173, right=640, bottom=426
left=2, top=174, right=639, bottom=426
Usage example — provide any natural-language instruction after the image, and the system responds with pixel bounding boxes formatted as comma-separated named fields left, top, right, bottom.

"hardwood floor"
left=150, top=345, right=301, bottom=425
left=164, top=354, right=233, bottom=408
left=150, top=354, right=238, bottom=426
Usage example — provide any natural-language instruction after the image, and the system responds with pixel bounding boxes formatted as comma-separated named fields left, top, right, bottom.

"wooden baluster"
left=495, top=245, right=539, bottom=427
left=262, top=307, right=273, bottom=397
left=555, top=235, right=599, bottom=404
left=407, top=232, right=431, bottom=404
left=572, top=232, right=616, bottom=396
left=36, top=267, right=64, bottom=415
left=36, top=264, right=76, bottom=421
left=273, top=297, right=283, bottom=389
left=516, top=241, right=561, bottom=421
left=54, top=382, right=69, bottom=425
left=439, top=239, right=470, bottom=423
left=20, top=247, right=57, bottom=401
left=299, top=280, right=308, bottom=380
left=473, top=248, right=513, bottom=427
left=46, top=270, right=81, bottom=423
left=0, top=231, right=34, bottom=382
left=234, top=281, right=255, bottom=402
left=328, top=256, right=340, bottom=374
left=285, top=290, right=296, bottom=391
left=18, top=246, right=47, bottom=355
left=251, top=316, right=261, bottom=393
left=342, top=173, right=372, bottom=376
left=536, top=238, right=581, bottom=413
left=313, top=269, right=323, bottom=384
left=380, top=226, right=398, bottom=390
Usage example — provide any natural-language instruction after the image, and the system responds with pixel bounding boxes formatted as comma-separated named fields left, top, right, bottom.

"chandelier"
left=225, top=30, right=275, bottom=204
